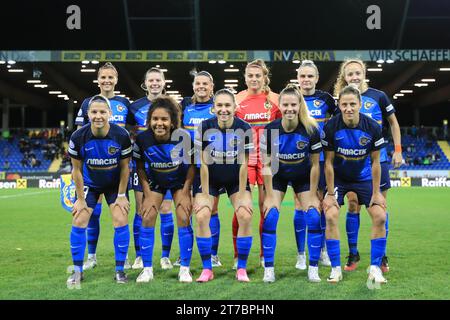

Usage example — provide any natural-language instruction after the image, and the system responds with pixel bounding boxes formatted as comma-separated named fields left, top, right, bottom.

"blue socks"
left=140, top=226, right=155, bottom=268
left=305, top=208, right=322, bottom=267
left=293, top=209, right=306, bottom=254
left=197, top=237, right=212, bottom=270
left=133, top=213, right=142, bottom=257
left=87, top=203, right=102, bottom=255
left=326, top=239, right=341, bottom=267
left=371, top=238, right=387, bottom=266
left=237, top=236, right=253, bottom=269
left=385, top=212, right=389, bottom=255
left=346, top=212, right=360, bottom=255
left=262, top=208, right=279, bottom=268
left=178, top=226, right=194, bottom=267
left=320, top=210, right=326, bottom=250
left=70, top=226, right=86, bottom=273
left=210, top=213, right=220, bottom=256
left=113, top=225, right=130, bottom=272
left=160, top=213, right=174, bottom=258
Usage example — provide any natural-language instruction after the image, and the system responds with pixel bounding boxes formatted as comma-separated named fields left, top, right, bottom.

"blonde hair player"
left=234, top=59, right=281, bottom=268
left=260, top=84, right=322, bottom=283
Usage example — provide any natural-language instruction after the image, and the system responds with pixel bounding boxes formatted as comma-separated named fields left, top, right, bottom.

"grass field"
left=0, top=187, right=449, bottom=300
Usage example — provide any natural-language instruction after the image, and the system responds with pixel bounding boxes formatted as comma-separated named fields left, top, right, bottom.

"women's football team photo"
left=66, top=58, right=403, bottom=289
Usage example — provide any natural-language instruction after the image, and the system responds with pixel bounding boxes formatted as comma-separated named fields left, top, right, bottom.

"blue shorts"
left=273, top=175, right=309, bottom=194
left=82, top=186, right=129, bottom=210
left=192, top=169, right=226, bottom=197
left=380, top=162, right=391, bottom=191
left=336, top=178, right=373, bottom=207
left=193, top=179, right=250, bottom=197
left=148, top=180, right=179, bottom=199
left=130, top=169, right=143, bottom=192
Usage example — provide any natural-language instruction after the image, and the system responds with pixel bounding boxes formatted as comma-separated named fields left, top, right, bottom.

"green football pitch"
left=0, top=187, right=449, bottom=300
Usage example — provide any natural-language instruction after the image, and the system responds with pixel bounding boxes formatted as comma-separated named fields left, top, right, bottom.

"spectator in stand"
left=423, top=157, right=430, bottom=166
left=413, top=156, right=421, bottom=166
left=436, top=153, right=441, bottom=162
left=21, top=156, right=29, bottom=168
left=3, top=160, right=10, bottom=171
left=410, top=125, right=417, bottom=138
left=2, top=146, right=10, bottom=158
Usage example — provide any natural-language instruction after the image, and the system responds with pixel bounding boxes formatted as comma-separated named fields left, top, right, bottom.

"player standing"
left=333, top=59, right=403, bottom=272
left=127, top=67, right=176, bottom=270
left=67, top=95, right=132, bottom=287
left=74, top=62, right=131, bottom=271
left=234, top=59, right=281, bottom=268
left=194, top=89, right=254, bottom=282
left=133, top=96, right=195, bottom=283
left=177, top=71, right=223, bottom=267
left=293, top=60, right=336, bottom=269
left=322, top=85, right=387, bottom=285
left=260, top=85, right=322, bottom=282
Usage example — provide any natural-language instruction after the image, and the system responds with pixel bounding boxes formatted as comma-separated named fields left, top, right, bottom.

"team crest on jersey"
left=170, top=147, right=181, bottom=159
left=117, top=105, right=124, bottom=112
left=313, top=100, right=322, bottom=108
left=296, top=141, right=306, bottom=150
left=108, top=146, right=119, bottom=155
left=359, top=136, right=370, bottom=146
left=264, top=101, right=272, bottom=110
left=364, top=101, right=374, bottom=110
left=229, top=137, right=240, bottom=147
left=209, top=107, right=215, bottom=115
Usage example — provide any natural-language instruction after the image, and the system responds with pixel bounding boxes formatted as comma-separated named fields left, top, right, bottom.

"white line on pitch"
left=0, top=191, right=53, bottom=199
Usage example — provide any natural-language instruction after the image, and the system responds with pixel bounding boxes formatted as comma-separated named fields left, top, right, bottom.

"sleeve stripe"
left=68, top=148, right=78, bottom=156
left=374, top=138, right=384, bottom=147
left=321, top=140, right=329, bottom=146
left=132, top=151, right=141, bottom=159
left=311, top=142, right=322, bottom=150
left=122, top=147, right=132, bottom=155
left=245, top=143, right=254, bottom=149
left=386, top=104, right=394, bottom=112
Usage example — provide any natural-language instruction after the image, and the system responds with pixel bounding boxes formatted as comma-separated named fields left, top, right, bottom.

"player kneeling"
left=261, top=85, right=322, bottom=283
left=322, top=86, right=387, bottom=285
left=67, top=95, right=132, bottom=288
left=133, top=96, right=195, bottom=283
left=193, top=89, right=254, bottom=283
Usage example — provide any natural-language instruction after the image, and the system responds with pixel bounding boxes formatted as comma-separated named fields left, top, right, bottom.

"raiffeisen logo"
left=422, top=177, right=450, bottom=187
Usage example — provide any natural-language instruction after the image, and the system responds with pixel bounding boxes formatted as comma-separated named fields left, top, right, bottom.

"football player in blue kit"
left=176, top=71, right=223, bottom=268
left=132, top=96, right=195, bottom=283
left=127, top=67, right=176, bottom=271
left=67, top=95, right=132, bottom=288
left=333, top=59, right=403, bottom=273
left=322, top=85, right=387, bottom=285
left=292, top=60, right=337, bottom=270
left=193, top=89, right=254, bottom=283
left=260, top=84, right=322, bottom=283
left=74, top=62, right=132, bottom=271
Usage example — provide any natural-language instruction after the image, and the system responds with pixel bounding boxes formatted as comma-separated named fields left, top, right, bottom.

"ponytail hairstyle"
left=87, top=94, right=111, bottom=111
left=298, top=59, right=319, bottom=77
left=213, top=88, right=237, bottom=105
left=141, top=67, right=166, bottom=95
left=338, top=85, right=362, bottom=103
left=333, top=58, right=368, bottom=97
left=98, top=62, right=118, bottom=78
left=146, top=95, right=181, bottom=132
left=245, top=59, right=275, bottom=117
left=279, top=84, right=318, bottom=136
left=191, top=70, right=214, bottom=104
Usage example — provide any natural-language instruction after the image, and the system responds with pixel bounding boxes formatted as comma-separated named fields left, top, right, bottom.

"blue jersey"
left=360, top=87, right=396, bottom=162
left=303, top=90, right=337, bottom=161
left=181, top=97, right=215, bottom=141
left=128, top=96, right=153, bottom=133
left=68, top=123, right=132, bottom=189
left=322, top=113, right=384, bottom=182
left=133, top=129, right=193, bottom=189
left=195, top=117, right=253, bottom=185
left=261, top=119, right=322, bottom=180
left=75, top=96, right=131, bottom=128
